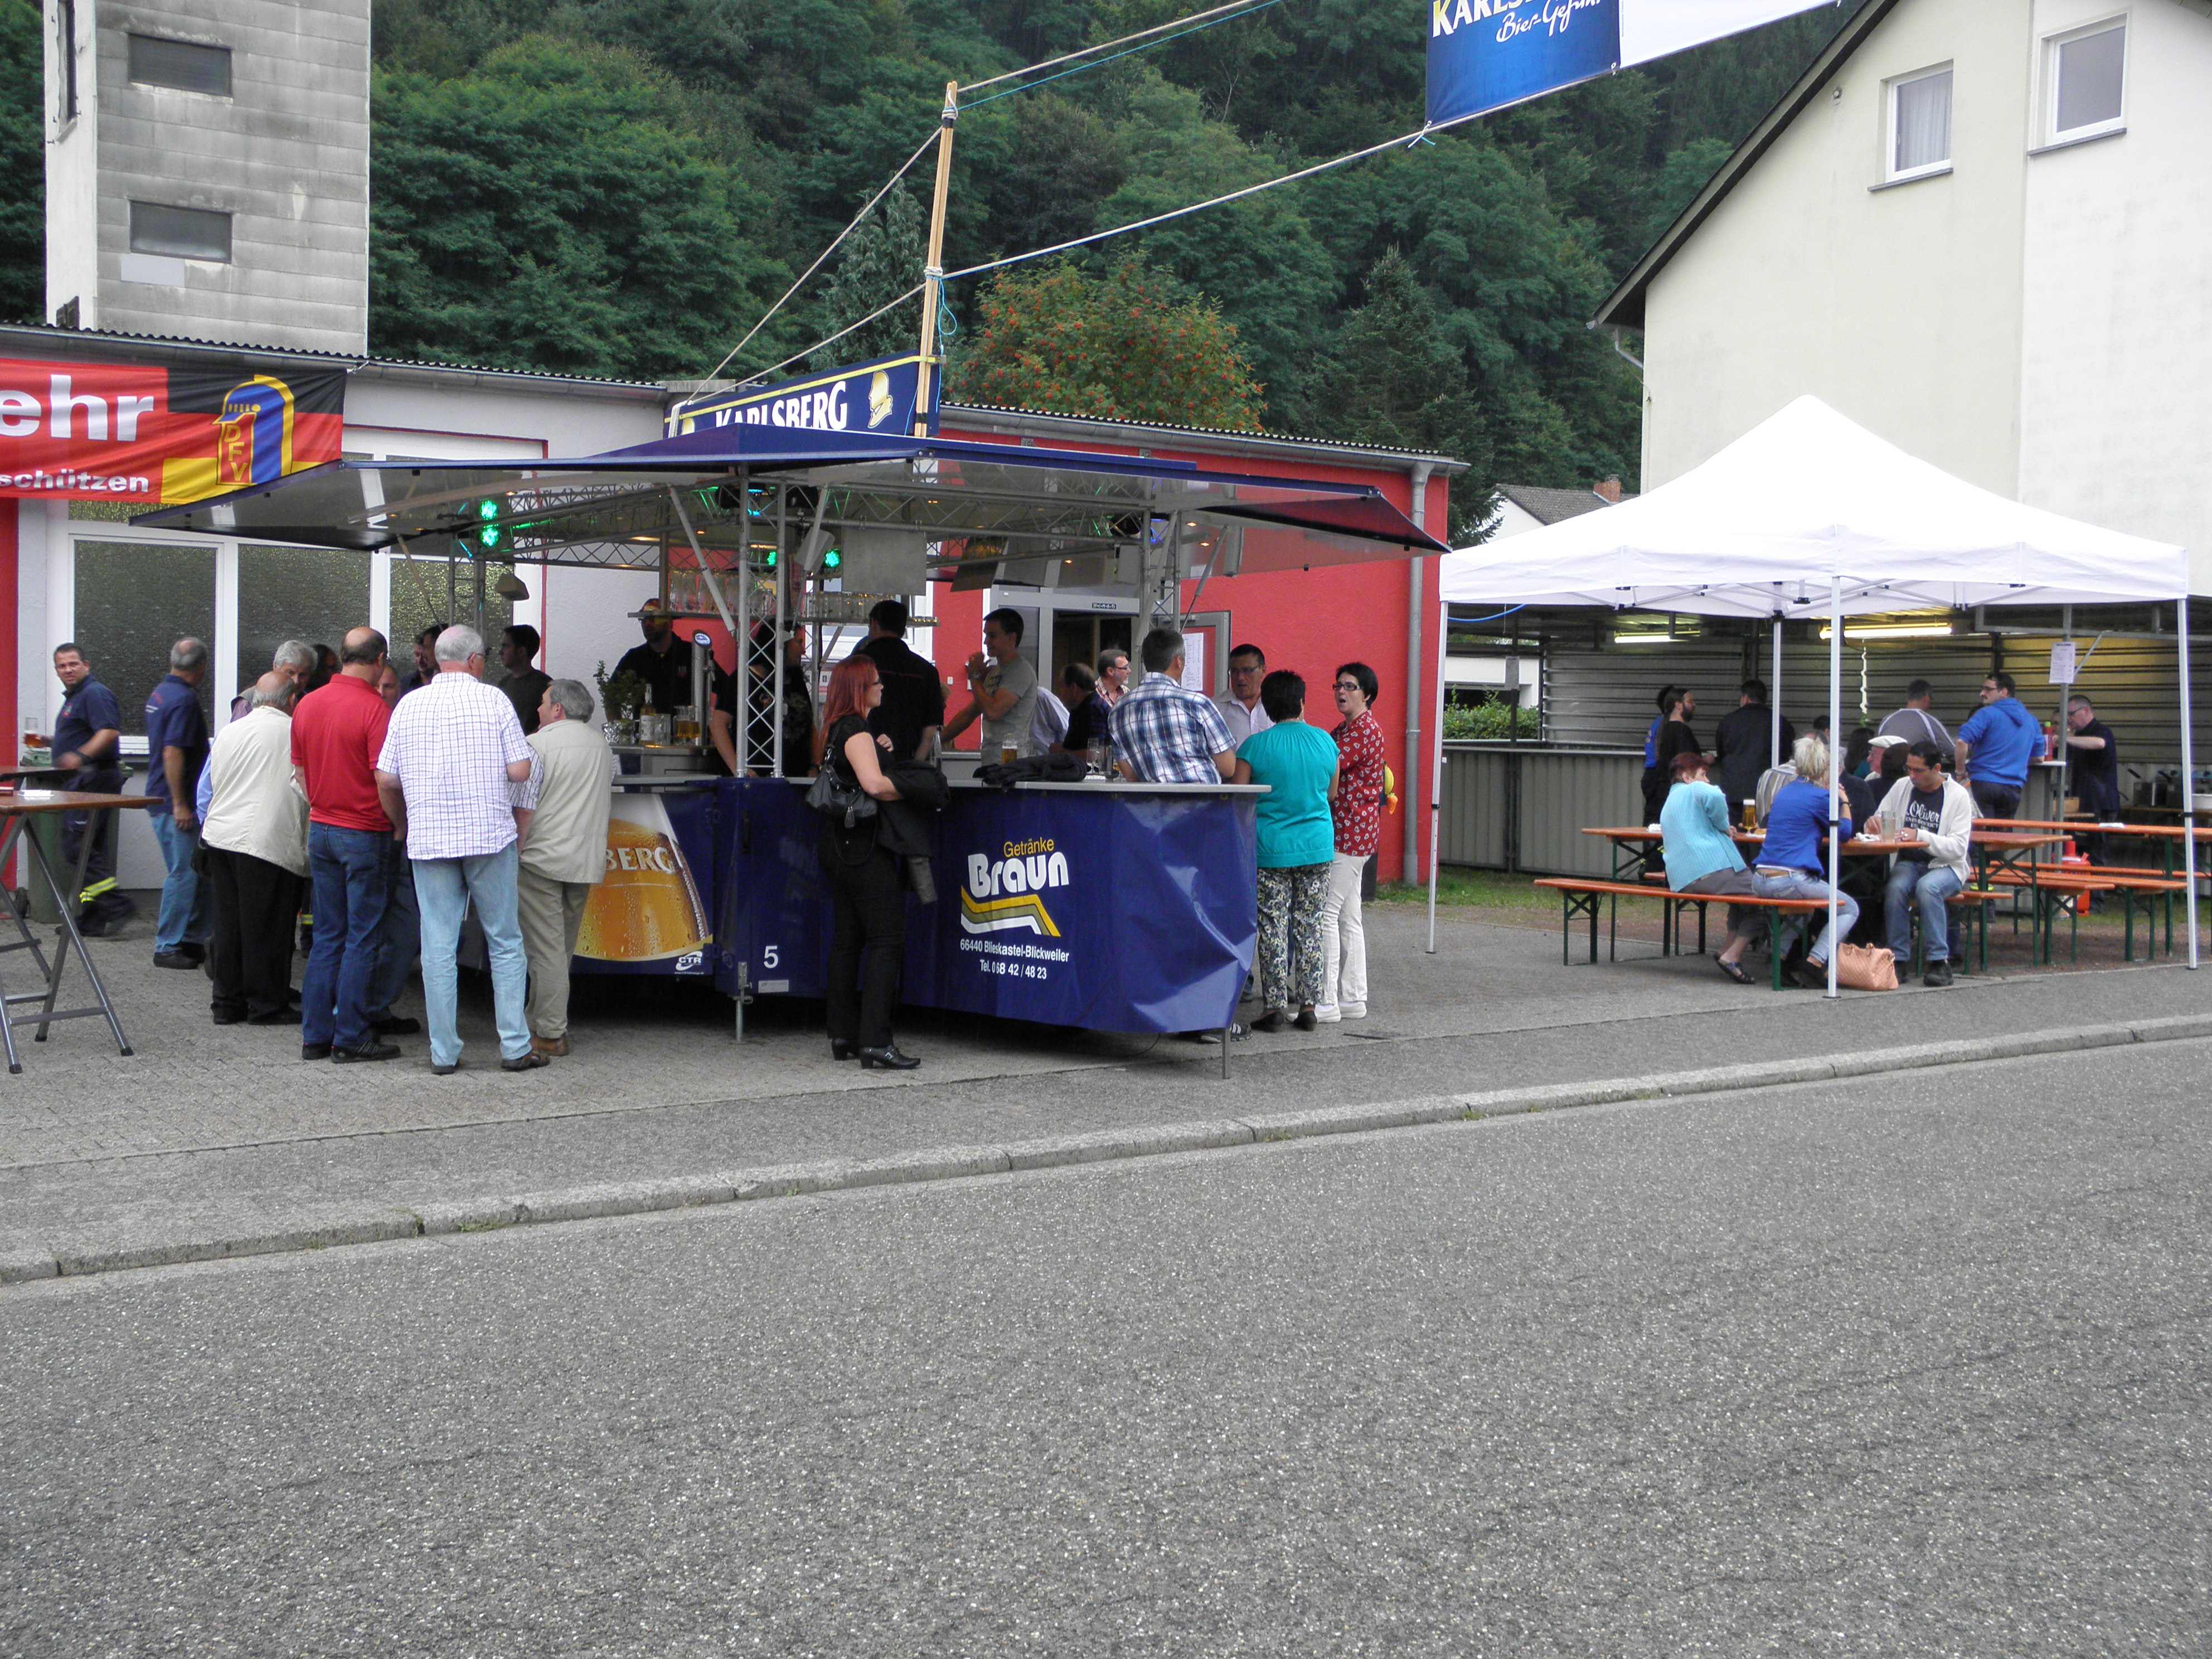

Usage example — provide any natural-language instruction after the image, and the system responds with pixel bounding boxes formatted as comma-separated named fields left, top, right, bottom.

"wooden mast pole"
left=913, top=80, right=958, bottom=436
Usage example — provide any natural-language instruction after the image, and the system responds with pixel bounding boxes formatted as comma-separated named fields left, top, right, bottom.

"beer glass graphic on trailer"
left=576, top=793, right=711, bottom=962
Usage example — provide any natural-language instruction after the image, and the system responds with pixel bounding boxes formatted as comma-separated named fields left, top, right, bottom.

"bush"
left=1442, top=701, right=1540, bottom=740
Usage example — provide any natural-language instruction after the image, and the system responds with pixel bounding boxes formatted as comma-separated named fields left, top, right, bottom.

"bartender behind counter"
left=612, top=599, right=697, bottom=716
left=707, top=622, right=816, bottom=778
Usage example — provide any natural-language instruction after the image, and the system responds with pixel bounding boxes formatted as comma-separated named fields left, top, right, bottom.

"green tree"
left=369, top=35, right=794, bottom=379
left=950, top=255, right=1263, bottom=430
left=0, top=0, right=44, bottom=324
left=1638, top=137, right=1734, bottom=253
left=1306, top=251, right=1492, bottom=539
left=810, top=181, right=927, bottom=368
left=1092, top=72, right=1337, bottom=419
left=979, top=94, right=1126, bottom=263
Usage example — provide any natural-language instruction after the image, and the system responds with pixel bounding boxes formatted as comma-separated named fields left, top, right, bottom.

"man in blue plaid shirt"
left=1111, top=627, right=1237, bottom=784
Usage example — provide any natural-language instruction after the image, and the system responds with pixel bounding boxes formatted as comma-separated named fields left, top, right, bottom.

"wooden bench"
left=1534, top=878, right=1828, bottom=989
left=1981, top=869, right=2120, bottom=963
left=2063, top=865, right=2189, bottom=959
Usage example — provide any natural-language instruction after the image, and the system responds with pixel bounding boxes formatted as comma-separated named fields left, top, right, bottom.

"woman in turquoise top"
left=1658, top=752, right=1763, bottom=984
left=1233, top=671, right=1340, bottom=1031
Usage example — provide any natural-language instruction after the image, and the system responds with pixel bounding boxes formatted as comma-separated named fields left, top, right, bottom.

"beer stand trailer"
left=138, top=357, right=1446, bottom=1059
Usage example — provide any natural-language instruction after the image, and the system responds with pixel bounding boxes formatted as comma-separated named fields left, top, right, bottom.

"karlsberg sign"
left=667, top=353, right=939, bottom=442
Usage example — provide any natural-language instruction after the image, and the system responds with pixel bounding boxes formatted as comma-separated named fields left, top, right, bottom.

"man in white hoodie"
left=1875, top=740, right=1976, bottom=987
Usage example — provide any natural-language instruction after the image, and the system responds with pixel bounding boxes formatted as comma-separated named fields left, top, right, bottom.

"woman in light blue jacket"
left=1658, top=752, right=1762, bottom=984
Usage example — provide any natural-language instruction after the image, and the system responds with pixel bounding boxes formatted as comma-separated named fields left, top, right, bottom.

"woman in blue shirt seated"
left=1753, top=733, right=1858, bottom=989
left=1234, top=670, right=1340, bottom=1032
left=1658, top=752, right=1763, bottom=985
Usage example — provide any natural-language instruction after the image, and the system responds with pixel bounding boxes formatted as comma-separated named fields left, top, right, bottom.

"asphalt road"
left=7, top=1040, right=2210, bottom=1656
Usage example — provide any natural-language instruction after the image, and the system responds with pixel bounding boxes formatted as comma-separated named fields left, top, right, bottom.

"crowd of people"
left=1642, top=671, right=2123, bottom=989
left=1093, top=625, right=1386, bottom=1035
left=47, top=623, right=613, bottom=1071
left=55, top=600, right=1398, bottom=1065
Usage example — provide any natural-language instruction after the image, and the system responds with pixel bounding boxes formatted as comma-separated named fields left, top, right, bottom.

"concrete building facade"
left=43, top=0, right=370, bottom=352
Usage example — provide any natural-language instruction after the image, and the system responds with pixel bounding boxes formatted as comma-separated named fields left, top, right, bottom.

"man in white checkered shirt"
left=375, top=624, right=545, bottom=1075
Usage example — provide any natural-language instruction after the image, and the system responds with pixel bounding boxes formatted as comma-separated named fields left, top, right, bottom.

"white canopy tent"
left=1431, top=396, right=2199, bottom=987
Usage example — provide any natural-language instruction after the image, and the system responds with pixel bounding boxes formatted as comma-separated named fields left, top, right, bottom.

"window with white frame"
left=1886, top=64, right=1953, bottom=180
left=2046, top=18, right=2126, bottom=143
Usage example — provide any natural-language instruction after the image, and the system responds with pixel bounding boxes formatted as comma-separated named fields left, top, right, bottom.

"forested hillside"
left=0, top=0, right=1866, bottom=524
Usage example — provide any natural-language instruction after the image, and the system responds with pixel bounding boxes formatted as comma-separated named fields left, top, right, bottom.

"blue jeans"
left=303, top=823, right=393, bottom=1049
left=148, top=809, right=208, bottom=954
left=1885, top=860, right=1964, bottom=964
left=369, top=836, right=419, bottom=1017
left=1752, top=867, right=1859, bottom=966
left=413, top=845, right=530, bottom=1068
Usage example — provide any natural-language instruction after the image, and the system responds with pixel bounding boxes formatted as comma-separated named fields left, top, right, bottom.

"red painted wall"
left=928, top=426, right=1447, bottom=884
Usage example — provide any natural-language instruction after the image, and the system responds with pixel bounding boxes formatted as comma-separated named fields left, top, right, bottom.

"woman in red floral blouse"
left=1320, top=661, right=1385, bottom=1020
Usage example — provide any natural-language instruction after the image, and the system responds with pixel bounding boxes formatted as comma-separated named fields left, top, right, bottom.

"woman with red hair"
left=817, top=655, right=919, bottom=1069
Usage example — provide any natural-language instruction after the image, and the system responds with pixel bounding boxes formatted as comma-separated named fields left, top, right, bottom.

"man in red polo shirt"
left=290, top=627, right=404, bottom=1064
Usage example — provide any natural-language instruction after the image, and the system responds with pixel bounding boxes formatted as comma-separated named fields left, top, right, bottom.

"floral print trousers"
left=1256, top=862, right=1330, bottom=1012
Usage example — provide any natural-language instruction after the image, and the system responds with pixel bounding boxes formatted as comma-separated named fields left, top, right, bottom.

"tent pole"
left=2181, top=598, right=2199, bottom=969
left=1827, top=576, right=1841, bottom=999
left=1427, top=596, right=1448, bottom=953
left=1770, top=617, right=1783, bottom=778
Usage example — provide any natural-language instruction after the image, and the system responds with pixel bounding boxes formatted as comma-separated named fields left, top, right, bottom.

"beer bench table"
left=0, top=788, right=151, bottom=1072
left=1533, top=877, right=1828, bottom=989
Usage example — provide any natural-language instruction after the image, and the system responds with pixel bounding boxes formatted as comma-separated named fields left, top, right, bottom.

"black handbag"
left=805, top=767, right=878, bottom=829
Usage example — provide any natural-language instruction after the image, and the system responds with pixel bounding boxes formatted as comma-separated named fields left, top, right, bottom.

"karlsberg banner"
left=0, top=354, right=345, bottom=503
left=666, top=352, right=940, bottom=445
left=1428, top=0, right=1832, bottom=127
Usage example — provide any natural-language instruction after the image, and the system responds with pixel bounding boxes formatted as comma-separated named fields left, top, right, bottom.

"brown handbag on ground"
left=1832, top=942, right=1898, bottom=992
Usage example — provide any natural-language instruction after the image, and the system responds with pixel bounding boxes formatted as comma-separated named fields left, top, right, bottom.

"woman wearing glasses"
left=1318, top=662, right=1385, bottom=1022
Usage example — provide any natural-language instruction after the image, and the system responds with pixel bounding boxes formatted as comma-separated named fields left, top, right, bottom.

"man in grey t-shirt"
left=1877, top=678, right=1953, bottom=759
left=943, top=607, right=1040, bottom=759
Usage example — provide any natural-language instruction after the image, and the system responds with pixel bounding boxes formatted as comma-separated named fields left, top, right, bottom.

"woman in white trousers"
left=1317, top=662, right=1385, bottom=1021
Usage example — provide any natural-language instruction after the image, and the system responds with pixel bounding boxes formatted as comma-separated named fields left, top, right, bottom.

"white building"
left=1596, top=0, right=2212, bottom=582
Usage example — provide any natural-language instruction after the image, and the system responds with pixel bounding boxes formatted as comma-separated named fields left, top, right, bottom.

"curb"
left=9, top=1011, right=2212, bottom=1285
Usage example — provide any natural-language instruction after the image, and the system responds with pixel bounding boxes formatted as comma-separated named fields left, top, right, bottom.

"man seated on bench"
left=1658, top=752, right=1765, bottom=985
left=1754, top=733, right=1857, bottom=989
left=1873, top=740, right=1975, bottom=988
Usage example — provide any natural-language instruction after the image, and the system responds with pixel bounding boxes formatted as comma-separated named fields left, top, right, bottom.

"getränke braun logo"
left=960, top=838, right=1068, bottom=937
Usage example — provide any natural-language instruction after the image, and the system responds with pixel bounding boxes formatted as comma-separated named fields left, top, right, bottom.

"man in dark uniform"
left=497, top=624, right=551, bottom=735
left=48, top=641, right=135, bottom=934
left=855, top=599, right=944, bottom=763
left=2065, top=693, right=2121, bottom=869
left=612, top=599, right=696, bottom=716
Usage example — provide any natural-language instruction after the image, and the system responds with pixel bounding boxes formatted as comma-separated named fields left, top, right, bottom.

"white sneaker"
left=1340, top=1002, right=1367, bottom=1019
left=1312, top=1003, right=1343, bottom=1023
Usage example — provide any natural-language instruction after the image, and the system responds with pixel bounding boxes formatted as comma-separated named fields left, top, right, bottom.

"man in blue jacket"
left=1953, top=672, right=2041, bottom=820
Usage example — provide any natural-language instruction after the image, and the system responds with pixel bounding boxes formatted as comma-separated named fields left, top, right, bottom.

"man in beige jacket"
left=200, top=672, right=311, bottom=1025
left=519, top=678, right=617, bottom=1056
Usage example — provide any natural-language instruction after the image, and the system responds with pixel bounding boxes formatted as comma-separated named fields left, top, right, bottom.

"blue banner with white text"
left=1427, top=0, right=1832, bottom=128
left=713, top=778, right=1257, bottom=1036
left=1427, top=0, right=1620, bottom=127
left=665, top=353, right=939, bottom=444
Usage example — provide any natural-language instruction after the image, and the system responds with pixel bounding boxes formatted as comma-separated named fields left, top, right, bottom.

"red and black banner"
left=0, top=355, right=345, bottom=504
